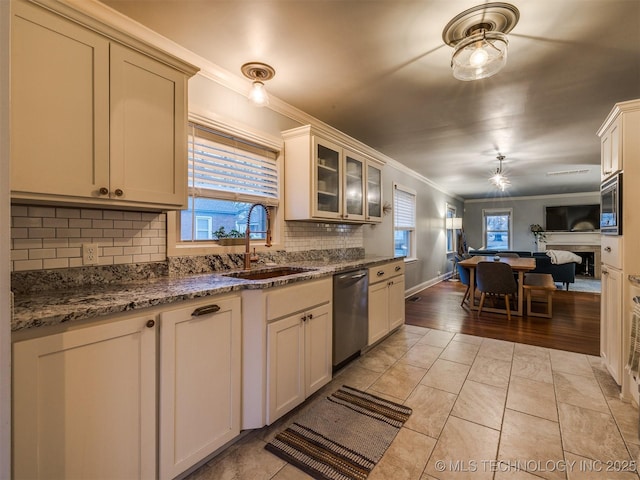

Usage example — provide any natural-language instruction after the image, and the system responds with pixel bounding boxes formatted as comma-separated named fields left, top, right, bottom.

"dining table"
left=457, top=255, right=536, bottom=317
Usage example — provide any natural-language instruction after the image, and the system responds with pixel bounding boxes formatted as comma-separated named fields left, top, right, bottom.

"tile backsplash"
left=11, top=205, right=365, bottom=273
left=10, top=205, right=167, bottom=272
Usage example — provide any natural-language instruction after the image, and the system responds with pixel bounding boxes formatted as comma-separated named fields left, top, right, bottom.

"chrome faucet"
left=244, top=203, right=272, bottom=269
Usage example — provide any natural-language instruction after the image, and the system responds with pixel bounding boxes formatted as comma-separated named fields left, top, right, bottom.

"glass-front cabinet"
left=283, top=125, right=384, bottom=223
left=366, top=162, right=382, bottom=222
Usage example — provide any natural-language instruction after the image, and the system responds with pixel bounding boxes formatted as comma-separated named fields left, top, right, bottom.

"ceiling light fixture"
left=442, top=2, right=519, bottom=81
left=241, top=62, right=275, bottom=107
left=489, top=155, right=510, bottom=191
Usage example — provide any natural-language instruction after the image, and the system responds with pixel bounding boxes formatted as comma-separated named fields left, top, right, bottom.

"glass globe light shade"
left=248, top=80, right=269, bottom=106
left=451, top=30, right=508, bottom=81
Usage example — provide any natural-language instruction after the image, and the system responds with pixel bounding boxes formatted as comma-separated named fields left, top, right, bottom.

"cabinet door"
left=267, top=314, right=305, bottom=424
left=388, top=275, right=406, bottom=331
left=305, top=303, right=333, bottom=396
left=110, top=43, right=188, bottom=208
left=343, top=150, right=365, bottom=222
left=366, top=162, right=383, bottom=222
left=601, top=267, right=623, bottom=384
left=313, top=137, right=343, bottom=219
left=601, top=118, right=621, bottom=179
left=368, top=280, right=389, bottom=345
left=11, top=0, right=110, bottom=199
left=159, top=296, right=241, bottom=480
left=13, top=316, right=156, bottom=479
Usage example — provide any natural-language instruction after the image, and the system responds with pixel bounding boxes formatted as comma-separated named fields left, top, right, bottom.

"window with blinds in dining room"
left=393, top=183, right=416, bottom=260
left=180, top=122, right=280, bottom=242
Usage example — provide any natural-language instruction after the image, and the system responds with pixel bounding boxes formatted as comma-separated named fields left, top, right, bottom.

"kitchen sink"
left=222, top=267, right=317, bottom=281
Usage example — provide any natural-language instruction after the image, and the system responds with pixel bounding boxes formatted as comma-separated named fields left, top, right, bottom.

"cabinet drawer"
left=266, top=277, right=331, bottom=321
left=368, top=260, right=405, bottom=284
left=601, top=236, right=623, bottom=269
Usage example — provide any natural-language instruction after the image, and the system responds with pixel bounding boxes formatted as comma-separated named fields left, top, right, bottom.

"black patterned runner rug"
left=265, top=385, right=412, bottom=480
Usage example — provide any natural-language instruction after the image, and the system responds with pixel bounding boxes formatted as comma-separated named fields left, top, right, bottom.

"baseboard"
left=405, top=272, right=451, bottom=298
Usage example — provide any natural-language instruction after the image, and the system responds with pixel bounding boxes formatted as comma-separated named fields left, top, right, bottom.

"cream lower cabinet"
left=11, top=0, right=197, bottom=210
left=13, top=295, right=241, bottom=480
left=242, top=278, right=333, bottom=428
left=267, top=302, right=332, bottom=423
left=12, top=313, right=157, bottom=479
left=601, top=265, right=623, bottom=384
left=159, top=296, right=241, bottom=480
left=368, top=260, right=406, bottom=345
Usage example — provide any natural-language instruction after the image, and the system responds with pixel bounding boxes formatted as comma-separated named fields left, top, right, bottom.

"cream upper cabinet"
left=13, top=313, right=157, bottom=479
left=600, top=116, right=621, bottom=180
left=10, top=0, right=197, bottom=210
left=283, top=125, right=384, bottom=223
left=366, top=161, right=383, bottom=222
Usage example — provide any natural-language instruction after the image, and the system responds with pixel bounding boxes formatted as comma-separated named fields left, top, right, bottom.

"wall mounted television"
left=545, top=204, right=601, bottom=232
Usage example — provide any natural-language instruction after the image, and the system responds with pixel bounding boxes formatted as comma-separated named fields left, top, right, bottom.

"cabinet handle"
left=146, top=319, right=155, bottom=328
left=388, top=281, right=394, bottom=286
left=395, top=266, right=401, bottom=272
left=99, top=187, right=109, bottom=195
left=114, top=188, right=124, bottom=197
left=602, top=270, right=609, bottom=275
left=377, top=271, right=385, bottom=277
left=307, top=313, right=313, bottom=320
left=191, top=304, right=221, bottom=316
left=301, top=314, right=307, bottom=322
left=604, top=247, right=612, bottom=253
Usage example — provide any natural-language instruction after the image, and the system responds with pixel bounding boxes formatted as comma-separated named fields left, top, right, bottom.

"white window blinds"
left=394, top=185, right=416, bottom=228
left=188, top=122, right=279, bottom=205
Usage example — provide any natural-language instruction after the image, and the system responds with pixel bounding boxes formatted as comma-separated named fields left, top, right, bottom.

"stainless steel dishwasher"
left=333, top=269, right=368, bottom=369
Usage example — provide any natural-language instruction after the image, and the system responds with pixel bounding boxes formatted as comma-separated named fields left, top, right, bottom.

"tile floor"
left=186, top=325, right=640, bottom=480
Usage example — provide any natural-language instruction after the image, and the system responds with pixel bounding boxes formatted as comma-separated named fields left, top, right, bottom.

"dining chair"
left=476, top=261, right=518, bottom=321
left=456, top=261, right=471, bottom=306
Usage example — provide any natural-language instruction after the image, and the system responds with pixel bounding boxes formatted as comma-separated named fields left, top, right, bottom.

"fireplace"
left=545, top=244, right=601, bottom=279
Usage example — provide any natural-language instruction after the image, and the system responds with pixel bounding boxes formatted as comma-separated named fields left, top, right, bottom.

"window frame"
left=393, top=183, right=417, bottom=261
left=446, top=203, right=457, bottom=254
left=482, top=208, right=513, bottom=250
left=167, top=115, right=283, bottom=257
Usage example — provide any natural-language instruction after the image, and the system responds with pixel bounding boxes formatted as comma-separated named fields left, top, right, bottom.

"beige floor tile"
left=451, top=380, right=507, bottom=430
left=368, top=427, right=436, bottom=480
left=369, top=363, right=427, bottom=400
left=607, top=396, right=640, bottom=446
left=494, top=468, right=547, bottom=479
left=202, top=436, right=286, bottom=480
left=420, top=358, right=471, bottom=394
left=558, top=402, right=630, bottom=463
left=592, top=363, right=623, bottom=399
left=439, top=340, right=480, bottom=365
left=402, top=324, right=431, bottom=336
left=404, top=384, right=457, bottom=438
left=418, top=329, right=455, bottom=348
left=423, top=416, right=500, bottom=480
left=549, top=349, right=594, bottom=377
left=270, top=464, right=314, bottom=480
left=514, top=343, right=551, bottom=362
left=478, top=338, right=515, bottom=362
left=468, top=355, right=512, bottom=389
left=382, top=330, right=423, bottom=351
left=554, top=371, right=609, bottom=413
left=454, top=332, right=484, bottom=345
left=331, top=363, right=382, bottom=392
left=398, top=343, right=444, bottom=370
left=507, top=375, right=558, bottom=422
left=512, top=356, right=554, bottom=384
left=357, top=344, right=402, bottom=373
left=498, top=409, right=565, bottom=480
left=564, top=451, right=640, bottom=480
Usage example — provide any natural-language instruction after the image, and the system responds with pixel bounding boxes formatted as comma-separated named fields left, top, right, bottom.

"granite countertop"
left=12, top=256, right=399, bottom=332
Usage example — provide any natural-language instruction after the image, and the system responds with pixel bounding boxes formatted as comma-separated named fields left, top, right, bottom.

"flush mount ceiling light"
left=442, top=2, right=519, bottom=81
left=241, top=62, right=275, bottom=107
left=489, top=155, right=510, bottom=191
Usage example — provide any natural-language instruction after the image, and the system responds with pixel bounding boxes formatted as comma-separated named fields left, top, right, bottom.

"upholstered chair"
left=476, top=261, right=518, bottom=321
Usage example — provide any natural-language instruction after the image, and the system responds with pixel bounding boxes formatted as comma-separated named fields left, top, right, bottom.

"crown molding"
left=464, top=191, right=600, bottom=204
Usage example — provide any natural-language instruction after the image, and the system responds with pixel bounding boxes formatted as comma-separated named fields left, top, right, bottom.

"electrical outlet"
left=437, top=270, right=441, bottom=276
left=83, top=243, right=99, bottom=265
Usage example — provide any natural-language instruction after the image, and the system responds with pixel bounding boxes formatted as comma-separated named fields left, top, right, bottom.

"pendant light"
left=241, top=62, right=276, bottom=107
left=489, top=155, right=510, bottom=191
left=442, top=3, right=519, bottom=81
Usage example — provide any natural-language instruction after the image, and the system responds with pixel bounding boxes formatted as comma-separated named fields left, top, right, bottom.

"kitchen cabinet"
left=282, top=125, right=384, bottom=223
left=597, top=99, right=640, bottom=402
left=13, top=312, right=158, bottom=479
left=10, top=0, right=198, bottom=210
left=368, top=259, right=406, bottom=345
left=242, top=277, right=333, bottom=428
left=12, top=294, right=241, bottom=480
left=159, top=296, right=241, bottom=480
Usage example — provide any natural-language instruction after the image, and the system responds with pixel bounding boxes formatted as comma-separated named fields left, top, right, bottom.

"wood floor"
left=405, top=279, right=601, bottom=355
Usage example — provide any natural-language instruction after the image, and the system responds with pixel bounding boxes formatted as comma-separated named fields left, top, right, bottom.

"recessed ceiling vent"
left=546, top=169, right=591, bottom=176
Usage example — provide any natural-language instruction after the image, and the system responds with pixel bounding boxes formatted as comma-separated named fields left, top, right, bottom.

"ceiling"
left=101, top=0, right=640, bottom=199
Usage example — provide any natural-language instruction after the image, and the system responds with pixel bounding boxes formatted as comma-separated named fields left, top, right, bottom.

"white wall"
left=463, top=192, right=600, bottom=251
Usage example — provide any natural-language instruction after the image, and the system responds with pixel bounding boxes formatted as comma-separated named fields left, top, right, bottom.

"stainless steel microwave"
left=601, top=172, right=622, bottom=235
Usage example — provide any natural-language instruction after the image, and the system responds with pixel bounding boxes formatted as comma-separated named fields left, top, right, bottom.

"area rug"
left=265, top=385, right=412, bottom=480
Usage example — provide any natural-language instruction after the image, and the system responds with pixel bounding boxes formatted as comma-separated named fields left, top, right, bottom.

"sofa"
left=466, top=250, right=577, bottom=290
